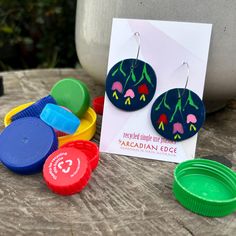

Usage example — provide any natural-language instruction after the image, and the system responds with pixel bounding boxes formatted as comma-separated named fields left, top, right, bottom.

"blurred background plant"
left=0, top=0, right=77, bottom=71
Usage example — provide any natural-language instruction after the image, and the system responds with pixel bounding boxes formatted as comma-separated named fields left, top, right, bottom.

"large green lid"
left=173, top=159, right=236, bottom=217
left=50, top=78, right=90, bottom=118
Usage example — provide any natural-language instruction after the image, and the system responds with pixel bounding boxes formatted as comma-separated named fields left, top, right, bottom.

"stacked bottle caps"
left=0, top=78, right=99, bottom=195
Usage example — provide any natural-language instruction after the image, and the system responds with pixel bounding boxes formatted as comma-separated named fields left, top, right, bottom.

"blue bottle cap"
left=11, top=95, right=56, bottom=121
left=40, top=104, right=80, bottom=134
left=0, top=117, right=58, bottom=175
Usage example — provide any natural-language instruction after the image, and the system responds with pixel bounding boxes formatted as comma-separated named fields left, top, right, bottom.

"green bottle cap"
left=50, top=78, right=90, bottom=118
left=173, top=159, right=236, bottom=217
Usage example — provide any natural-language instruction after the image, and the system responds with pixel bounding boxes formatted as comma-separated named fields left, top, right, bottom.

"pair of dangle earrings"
left=105, top=32, right=205, bottom=142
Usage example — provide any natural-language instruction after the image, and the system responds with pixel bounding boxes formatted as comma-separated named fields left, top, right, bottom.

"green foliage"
left=0, top=0, right=77, bottom=70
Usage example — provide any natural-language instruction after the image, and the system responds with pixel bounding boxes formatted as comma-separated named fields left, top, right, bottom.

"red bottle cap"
left=55, top=130, right=67, bottom=137
left=43, top=147, right=91, bottom=195
left=92, top=96, right=104, bottom=115
left=61, top=140, right=99, bottom=171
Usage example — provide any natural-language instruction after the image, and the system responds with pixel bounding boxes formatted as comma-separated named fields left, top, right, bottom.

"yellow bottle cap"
left=4, top=102, right=34, bottom=127
left=4, top=102, right=97, bottom=147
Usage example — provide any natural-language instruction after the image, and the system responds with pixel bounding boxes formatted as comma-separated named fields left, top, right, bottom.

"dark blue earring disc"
left=151, top=88, right=205, bottom=141
left=106, top=59, right=157, bottom=111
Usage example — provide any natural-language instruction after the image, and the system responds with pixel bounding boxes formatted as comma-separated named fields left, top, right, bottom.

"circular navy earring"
left=151, top=62, right=205, bottom=141
left=106, top=32, right=157, bottom=111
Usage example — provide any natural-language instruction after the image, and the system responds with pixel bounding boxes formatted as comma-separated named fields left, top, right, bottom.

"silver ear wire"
left=182, top=61, right=189, bottom=90
left=179, top=61, right=190, bottom=98
left=131, top=32, right=141, bottom=69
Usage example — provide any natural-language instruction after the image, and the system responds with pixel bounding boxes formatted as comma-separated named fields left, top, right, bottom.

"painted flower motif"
left=111, top=81, right=123, bottom=100
left=124, top=89, right=135, bottom=105
left=157, top=113, right=168, bottom=131
left=173, top=122, right=184, bottom=140
left=138, top=84, right=149, bottom=102
left=186, top=114, right=197, bottom=131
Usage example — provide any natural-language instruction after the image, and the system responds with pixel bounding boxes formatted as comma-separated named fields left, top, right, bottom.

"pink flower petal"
left=186, top=114, right=197, bottom=124
left=112, top=81, right=123, bottom=93
left=173, top=122, right=184, bottom=134
left=124, top=89, right=135, bottom=98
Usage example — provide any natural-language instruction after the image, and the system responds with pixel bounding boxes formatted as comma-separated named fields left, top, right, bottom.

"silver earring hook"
left=131, top=32, right=141, bottom=69
left=179, top=61, right=189, bottom=97
left=182, top=61, right=189, bottom=90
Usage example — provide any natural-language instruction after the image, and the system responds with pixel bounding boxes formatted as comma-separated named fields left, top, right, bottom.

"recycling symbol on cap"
left=57, top=159, right=73, bottom=174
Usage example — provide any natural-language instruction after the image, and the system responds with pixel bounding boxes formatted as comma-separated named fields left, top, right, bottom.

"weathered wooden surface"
left=0, top=68, right=235, bottom=236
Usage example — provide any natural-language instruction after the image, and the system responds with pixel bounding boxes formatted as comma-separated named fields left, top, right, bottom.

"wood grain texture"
left=0, top=69, right=235, bottom=236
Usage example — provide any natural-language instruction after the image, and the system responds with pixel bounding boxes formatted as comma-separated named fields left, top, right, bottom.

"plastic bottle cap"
left=43, top=147, right=91, bottom=195
left=4, top=102, right=34, bottom=127
left=54, top=106, right=72, bottom=137
left=4, top=104, right=97, bottom=147
left=61, top=140, right=99, bottom=170
left=0, top=117, right=58, bottom=175
left=50, top=78, right=90, bottom=118
left=173, top=159, right=236, bottom=217
left=40, top=104, right=80, bottom=134
left=92, top=96, right=104, bottom=115
left=11, top=95, right=56, bottom=121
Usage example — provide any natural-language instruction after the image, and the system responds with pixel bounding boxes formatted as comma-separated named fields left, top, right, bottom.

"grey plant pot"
left=75, top=0, right=236, bottom=112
